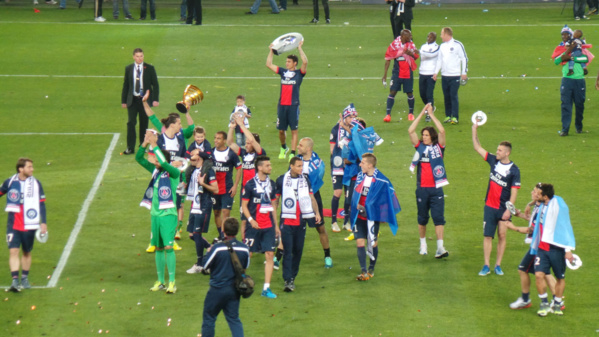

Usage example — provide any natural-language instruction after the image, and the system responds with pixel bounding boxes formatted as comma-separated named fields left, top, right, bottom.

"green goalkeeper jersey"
left=136, top=145, right=180, bottom=217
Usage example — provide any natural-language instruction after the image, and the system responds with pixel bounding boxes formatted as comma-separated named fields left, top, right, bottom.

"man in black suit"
left=391, top=0, right=414, bottom=37
left=121, top=48, right=160, bottom=154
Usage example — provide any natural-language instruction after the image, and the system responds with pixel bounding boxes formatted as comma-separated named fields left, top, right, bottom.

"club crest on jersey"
left=159, top=186, right=171, bottom=199
left=284, top=198, right=295, bottom=209
left=7, top=189, right=19, bottom=202
left=283, top=70, right=296, bottom=81
left=433, top=165, right=445, bottom=178
left=333, top=156, right=343, bottom=167
left=26, top=209, right=37, bottom=219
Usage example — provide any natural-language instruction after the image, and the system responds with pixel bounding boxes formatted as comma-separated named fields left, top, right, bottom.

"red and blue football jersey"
left=277, top=66, right=305, bottom=106
left=212, top=147, right=241, bottom=195
left=484, top=153, right=521, bottom=210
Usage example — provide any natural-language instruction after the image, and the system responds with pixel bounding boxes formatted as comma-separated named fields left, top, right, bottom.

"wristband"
left=248, top=217, right=254, bottom=222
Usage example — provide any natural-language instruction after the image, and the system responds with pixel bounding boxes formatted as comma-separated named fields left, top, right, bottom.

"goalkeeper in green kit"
left=136, top=129, right=181, bottom=294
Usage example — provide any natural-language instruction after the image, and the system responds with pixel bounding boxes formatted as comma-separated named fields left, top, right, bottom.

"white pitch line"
left=0, top=74, right=565, bottom=80
left=46, top=133, right=120, bottom=288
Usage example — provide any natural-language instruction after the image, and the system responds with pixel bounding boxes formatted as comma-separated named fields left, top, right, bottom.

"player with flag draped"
left=350, top=153, right=401, bottom=281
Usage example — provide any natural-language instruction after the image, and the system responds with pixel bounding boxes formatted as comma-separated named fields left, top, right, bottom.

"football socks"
left=407, top=95, right=415, bottom=115
left=331, top=196, right=340, bottom=223
left=166, top=248, right=176, bottom=282
left=155, top=250, right=166, bottom=284
left=357, top=246, right=367, bottom=273
left=386, top=96, right=395, bottom=115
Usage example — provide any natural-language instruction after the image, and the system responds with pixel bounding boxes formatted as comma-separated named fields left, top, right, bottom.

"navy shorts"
left=518, top=250, right=536, bottom=274
left=390, top=77, right=414, bottom=93
left=187, top=211, right=211, bottom=233
left=534, top=246, right=567, bottom=279
left=245, top=226, right=276, bottom=253
left=277, top=104, right=300, bottom=131
left=353, top=217, right=380, bottom=241
left=483, top=205, right=508, bottom=238
left=176, top=194, right=183, bottom=209
left=6, top=228, right=35, bottom=252
left=331, top=174, right=344, bottom=190
left=416, top=187, right=445, bottom=226
left=212, top=194, right=234, bottom=211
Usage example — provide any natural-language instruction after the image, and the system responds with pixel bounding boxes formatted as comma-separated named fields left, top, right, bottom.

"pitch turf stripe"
left=2, top=21, right=599, bottom=27
left=46, top=133, right=120, bottom=288
left=0, top=74, right=565, bottom=80
left=0, top=132, right=117, bottom=135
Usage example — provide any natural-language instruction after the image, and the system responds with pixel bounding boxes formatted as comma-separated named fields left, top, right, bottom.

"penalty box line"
left=0, top=133, right=120, bottom=289
left=47, top=133, right=120, bottom=288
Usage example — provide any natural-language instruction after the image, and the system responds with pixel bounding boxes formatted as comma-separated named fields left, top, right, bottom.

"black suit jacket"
left=394, top=0, right=414, bottom=21
left=121, top=62, right=159, bottom=107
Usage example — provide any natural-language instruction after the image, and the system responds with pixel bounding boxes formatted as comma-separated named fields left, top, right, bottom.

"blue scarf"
left=298, top=152, right=325, bottom=193
left=530, top=196, right=576, bottom=254
left=254, top=176, right=274, bottom=213
left=341, top=124, right=383, bottom=186
left=350, top=169, right=401, bottom=235
left=140, top=169, right=176, bottom=210
left=409, top=143, right=448, bottom=188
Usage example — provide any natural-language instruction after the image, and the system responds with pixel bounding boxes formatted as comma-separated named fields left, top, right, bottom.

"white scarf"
left=281, top=172, right=314, bottom=219
left=5, top=175, right=41, bottom=229
left=188, top=168, right=204, bottom=214
left=366, top=220, right=376, bottom=259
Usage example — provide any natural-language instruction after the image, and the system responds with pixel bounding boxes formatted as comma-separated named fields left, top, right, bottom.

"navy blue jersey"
left=212, top=147, right=241, bottom=195
left=0, top=177, right=47, bottom=231
left=329, top=123, right=350, bottom=176
left=484, top=153, right=521, bottom=210
left=202, top=238, right=250, bottom=288
left=185, top=139, right=212, bottom=159
left=193, top=167, right=217, bottom=210
left=158, top=132, right=186, bottom=159
left=241, top=178, right=276, bottom=229
left=277, top=67, right=305, bottom=106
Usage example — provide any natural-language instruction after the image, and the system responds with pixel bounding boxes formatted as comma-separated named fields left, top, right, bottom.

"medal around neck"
left=471, top=111, right=487, bottom=126
left=35, top=229, right=48, bottom=243
left=271, top=33, right=303, bottom=56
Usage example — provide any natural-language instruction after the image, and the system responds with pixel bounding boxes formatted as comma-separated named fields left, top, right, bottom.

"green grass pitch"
left=0, top=1, right=598, bottom=336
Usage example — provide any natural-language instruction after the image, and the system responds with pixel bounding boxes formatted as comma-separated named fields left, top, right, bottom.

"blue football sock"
left=331, top=196, right=340, bottom=223
left=357, top=246, right=367, bottom=273
left=386, top=96, right=395, bottom=115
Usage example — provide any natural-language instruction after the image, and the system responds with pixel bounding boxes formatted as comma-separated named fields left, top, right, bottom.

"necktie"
left=135, top=65, right=141, bottom=96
